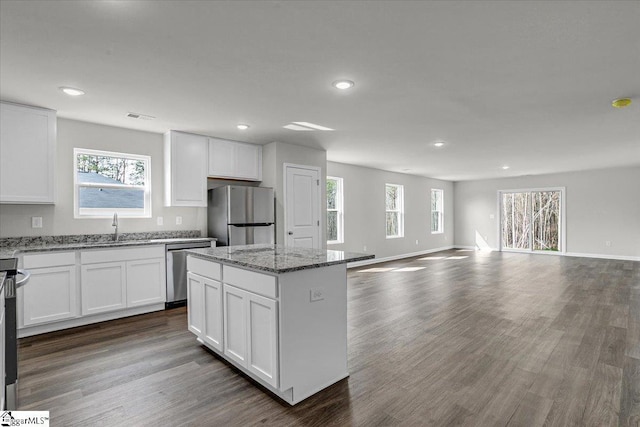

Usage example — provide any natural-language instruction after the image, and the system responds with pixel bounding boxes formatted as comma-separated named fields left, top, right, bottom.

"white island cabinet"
left=186, top=244, right=373, bottom=405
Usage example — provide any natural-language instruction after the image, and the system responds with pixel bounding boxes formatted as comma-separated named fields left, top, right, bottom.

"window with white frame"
left=326, top=176, right=344, bottom=244
left=431, top=189, right=444, bottom=233
left=385, top=183, right=404, bottom=238
left=74, top=148, right=151, bottom=218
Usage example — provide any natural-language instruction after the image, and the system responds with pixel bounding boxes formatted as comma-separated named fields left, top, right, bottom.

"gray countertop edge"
left=185, top=250, right=375, bottom=274
left=1, top=237, right=216, bottom=258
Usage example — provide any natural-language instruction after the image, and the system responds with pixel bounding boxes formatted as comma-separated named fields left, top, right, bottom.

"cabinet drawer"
left=23, top=251, right=75, bottom=269
left=187, top=256, right=221, bottom=281
left=223, top=265, right=277, bottom=299
left=80, top=245, right=164, bottom=264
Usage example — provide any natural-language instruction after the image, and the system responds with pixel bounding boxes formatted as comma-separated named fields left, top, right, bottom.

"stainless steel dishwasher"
left=166, top=241, right=213, bottom=308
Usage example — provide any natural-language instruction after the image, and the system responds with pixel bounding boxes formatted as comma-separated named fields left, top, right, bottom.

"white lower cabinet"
left=245, top=291, right=278, bottom=387
left=81, top=262, right=127, bottom=315
left=187, top=272, right=204, bottom=337
left=20, top=252, right=79, bottom=327
left=126, top=258, right=165, bottom=307
left=203, top=279, right=223, bottom=351
left=80, top=246, right=166, bottom=315
left=223, top=284, right=278, bottom=388
left=187, top=258, right=279, bottom=389
left=223, top=285, right=248, bottom=366
left=187, top=272, right=224, bottom=352
left=23, top=265, right=79, bottom=326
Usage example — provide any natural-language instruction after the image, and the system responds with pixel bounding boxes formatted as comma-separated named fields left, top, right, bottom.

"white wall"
left=0, top=118, right=206, bottom=237
left=262, top=141, right=327, bottom=247
left=327, top=161, right=454, bottom=260
left=453, top=166, right=640, bottom=259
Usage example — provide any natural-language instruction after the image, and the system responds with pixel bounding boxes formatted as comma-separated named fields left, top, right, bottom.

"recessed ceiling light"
left=611, top=98, right=632, bottom=108
left=59, top=87, right=85, bottom=96
left=332, top=80, right=355, bottom=90
left=236, top=124, right=250, bottom=130
left=502, top=165, right=510, bottom=170
left=434, top=141, right=445, bottom=147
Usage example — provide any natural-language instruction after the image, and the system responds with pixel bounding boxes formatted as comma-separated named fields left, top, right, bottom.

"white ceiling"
left=1, top=1, right=639, bottom=181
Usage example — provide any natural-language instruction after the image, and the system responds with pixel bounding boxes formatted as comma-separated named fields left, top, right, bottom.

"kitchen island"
left=185, top=244, right=373, bottom=405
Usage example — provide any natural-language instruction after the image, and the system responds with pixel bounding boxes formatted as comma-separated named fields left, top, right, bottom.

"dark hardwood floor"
left=17, top=250, right=640, bottom=426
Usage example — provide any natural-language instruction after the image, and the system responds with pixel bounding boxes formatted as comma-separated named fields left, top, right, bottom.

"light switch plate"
left=176, top=216, right=182, bottom=225
left=31, top=217, right=43, bottom=228
left=157, top=216, right=163, bottom=226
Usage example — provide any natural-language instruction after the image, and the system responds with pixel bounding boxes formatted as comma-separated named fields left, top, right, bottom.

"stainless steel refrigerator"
left=208, top=185, right=275, bottom=246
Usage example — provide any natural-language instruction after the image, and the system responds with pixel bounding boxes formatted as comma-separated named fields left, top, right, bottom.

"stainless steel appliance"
left=208, top=186, right=275, bottom=246
left=1, top=258, right=30, bottom=410
left=166, top=241, right=212, bottom=308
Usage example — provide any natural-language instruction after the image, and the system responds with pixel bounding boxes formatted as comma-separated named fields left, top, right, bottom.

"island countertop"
left=185, top=244, right=374, bottom=274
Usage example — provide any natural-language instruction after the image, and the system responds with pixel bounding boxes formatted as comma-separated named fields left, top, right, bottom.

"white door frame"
left=497, top=186, right=566, bottom=254
left=283, top=163, right=322, bottom=248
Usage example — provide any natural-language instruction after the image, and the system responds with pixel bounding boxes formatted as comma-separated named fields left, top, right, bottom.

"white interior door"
left=284, top=164, right=321, bottom=248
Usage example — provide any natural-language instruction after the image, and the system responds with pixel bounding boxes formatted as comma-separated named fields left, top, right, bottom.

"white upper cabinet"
left=0, top=102, right=56, bottom=204
left=164, top=130, right=208, bottom=207
left=208, top=137, right=262, bottom=181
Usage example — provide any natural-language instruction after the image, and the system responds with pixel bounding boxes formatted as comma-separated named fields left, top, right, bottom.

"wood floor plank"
left=15, top=250, right=639, bottom=426
left=580, top=362, right=622, bottom=426
left=620, top=356, right=640, bottom=427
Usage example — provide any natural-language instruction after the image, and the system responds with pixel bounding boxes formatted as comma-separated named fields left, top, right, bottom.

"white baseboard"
left=346, top=247, right=640, bottom=268
left=347, top=245, right=455, bottom=268
left=564, top=252, right=640, bottom=262
left=454, top=245, right=478, bottom=250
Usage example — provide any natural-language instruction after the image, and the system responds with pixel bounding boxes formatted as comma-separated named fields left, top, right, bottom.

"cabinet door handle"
left=288, top=231, right=293, bottom=235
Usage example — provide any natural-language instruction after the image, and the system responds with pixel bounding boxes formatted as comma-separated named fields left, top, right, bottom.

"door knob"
left=288, top=231, right=293, bottom=235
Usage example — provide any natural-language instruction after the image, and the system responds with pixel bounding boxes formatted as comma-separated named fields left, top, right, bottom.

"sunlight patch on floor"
left=393, top=267, right=426, bottom=272
left=446, top=256, right=469, bottom=260
left=357, top=267, right=396, bottom=273
left=417, top=256, right=446, bottom=260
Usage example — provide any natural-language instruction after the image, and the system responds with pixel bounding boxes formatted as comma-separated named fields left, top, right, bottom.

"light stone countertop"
left=185, top=244, right=374, bottom=274
left=0, top=231, right=215, bottom=258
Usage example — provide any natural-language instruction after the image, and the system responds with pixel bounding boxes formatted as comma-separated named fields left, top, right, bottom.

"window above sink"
left=73, top=148, right=151, bottom=218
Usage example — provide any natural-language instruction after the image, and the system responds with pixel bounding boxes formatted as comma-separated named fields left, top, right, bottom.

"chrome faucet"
left=112, top=212, right=119, bottom=241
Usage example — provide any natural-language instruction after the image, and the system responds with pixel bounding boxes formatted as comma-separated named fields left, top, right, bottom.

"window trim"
left=326, top=176, right=344, bottom=245
left=73, top=148, right=152, bottom=219
left=385, top=183, right=404, bottom=239
left=431, top=188, right=444, bottom=234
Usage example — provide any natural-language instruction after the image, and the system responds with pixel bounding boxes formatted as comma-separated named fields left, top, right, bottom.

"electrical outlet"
left=157, top=216, right=163, bottom=226
left=310, top=288, right=324, bottom=302
left=363, top=245, right=367, bottom=252
left=606, top=241, right=611, bottom=247
left=31, top=217, right=43, bottom=228
left=415, top=240, right=419, bottom=245
left=176, top=216, right=182, bottom=225
left=490, top=214, right=495, bottom=219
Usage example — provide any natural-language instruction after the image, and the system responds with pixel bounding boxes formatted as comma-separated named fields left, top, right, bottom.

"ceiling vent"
left=126, top=112, right=155, bottom=120
left=283, top=121, right=334, bottom=131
